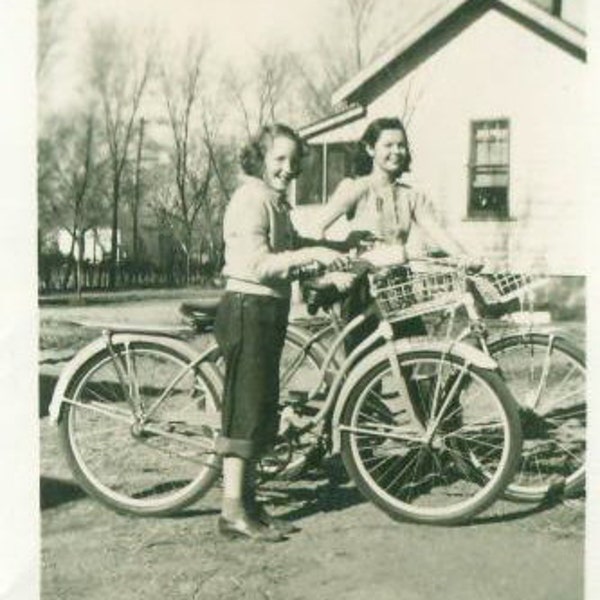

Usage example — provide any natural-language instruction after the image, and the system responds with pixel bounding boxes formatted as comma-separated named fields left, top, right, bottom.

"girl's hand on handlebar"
left=304, top=247, right=347, bottom=269
left=317, top=271, right=356, bottom=292
left=344, top=230, right=379, bottom=250
left=459, top=255, right=485, bottom=274
left=360, top=243, right=407, bottom=267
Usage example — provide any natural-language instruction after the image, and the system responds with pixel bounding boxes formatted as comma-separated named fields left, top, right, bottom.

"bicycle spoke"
left=63, top=342, right=220, bottom=514
left=549, top=438, right=585, bottom=464
left=64, top=398, right=133, bottom=422
left=364, top=452, right=401, bottom=474
left=547, top=363, right=580, bottom=399
left=338, top=341, right=524, bottom=523
left=489, top=334, right=585, bottom=499
left=448, top=430, right=505, bottom=453
left=546, top=400, right=586, bottom=418
left=340, top=424, right=422, bottom=444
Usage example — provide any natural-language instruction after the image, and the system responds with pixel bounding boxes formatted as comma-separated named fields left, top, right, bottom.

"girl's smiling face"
left=367, top=128, right=409, bottom=176
left=262, top=135, right=300, bottom=193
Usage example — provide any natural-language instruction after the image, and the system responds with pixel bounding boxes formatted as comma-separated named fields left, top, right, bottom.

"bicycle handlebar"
left=290, top=252, right=481, bottom=282
left=292, top=243, right=544, bottom=319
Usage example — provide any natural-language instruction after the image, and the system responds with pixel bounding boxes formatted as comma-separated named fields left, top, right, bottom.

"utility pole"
left=132, top=116, right=145, bottom=262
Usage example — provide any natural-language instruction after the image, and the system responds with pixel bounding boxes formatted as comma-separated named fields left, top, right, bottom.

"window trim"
left=467, top=117, right=511, bottom=220
left=294, top=143, right=325, bottom=207
left=295, top=141, right=358, bottom=207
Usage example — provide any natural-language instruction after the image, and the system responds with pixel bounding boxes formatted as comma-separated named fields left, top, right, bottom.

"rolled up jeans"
left=214, top=292, right=290, bottom=460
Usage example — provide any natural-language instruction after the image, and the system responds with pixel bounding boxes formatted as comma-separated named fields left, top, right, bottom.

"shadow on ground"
left=260, top=482, right=366, bottom=524
left=40, top=476, right=87, bottom=510
left=258, top=456, right=579, bottom=527
left=258, top=459, right=366, bottom=523
left=39, top=373, right=58, bottom=418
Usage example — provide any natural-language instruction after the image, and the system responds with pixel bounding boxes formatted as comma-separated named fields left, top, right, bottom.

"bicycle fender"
left=48, top=334, right=221, bottom=424
left=330, top=338, right=498, bottom=453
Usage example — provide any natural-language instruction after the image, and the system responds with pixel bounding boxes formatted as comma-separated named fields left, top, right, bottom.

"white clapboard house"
left=293, top=0, right=586, bottom=275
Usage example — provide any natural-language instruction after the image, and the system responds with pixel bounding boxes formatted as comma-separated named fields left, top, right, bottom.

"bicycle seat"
left=180, top=294, right=224, bottom=316
left=179, top=293, right=224, bottom=332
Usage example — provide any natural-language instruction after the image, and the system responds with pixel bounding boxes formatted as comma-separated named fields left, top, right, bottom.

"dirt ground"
left=39, top=297, right=586, bottom=600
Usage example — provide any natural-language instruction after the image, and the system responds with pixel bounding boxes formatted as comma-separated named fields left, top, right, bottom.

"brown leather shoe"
left=254, top=506, right=300, bottom=535
left=217, top=516, right=286, bottom=542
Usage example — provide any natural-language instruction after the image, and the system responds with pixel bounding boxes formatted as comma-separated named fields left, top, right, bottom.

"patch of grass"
left=39, top=319, right=100, bottom=351
left=39, top=285, right=223, bottom=307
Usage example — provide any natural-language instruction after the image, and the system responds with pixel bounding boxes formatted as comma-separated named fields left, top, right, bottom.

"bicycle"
left=49, top=257, right=523, bottom=525
left=465, top=271, right=585, bottom=501
left=243, top=257, right=584, bottom=504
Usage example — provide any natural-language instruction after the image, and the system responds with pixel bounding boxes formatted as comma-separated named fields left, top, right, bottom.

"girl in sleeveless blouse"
left=314, top=117, right=477, bottom=349
left=316, top=117, right=469, bottom=260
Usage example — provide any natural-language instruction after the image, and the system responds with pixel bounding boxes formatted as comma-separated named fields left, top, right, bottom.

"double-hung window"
left=468, top=119, right=510, bottom=219
left=295, top=145, right=323, bottom=206
left=295, top=142, right=357, bottom=206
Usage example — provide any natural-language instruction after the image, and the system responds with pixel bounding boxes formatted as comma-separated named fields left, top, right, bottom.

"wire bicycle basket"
left=369, top=266, right=467, bottom=321
left=470, top=272, right=548, bottom=306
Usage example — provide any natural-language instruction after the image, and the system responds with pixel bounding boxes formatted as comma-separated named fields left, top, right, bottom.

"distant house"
left=56, top=227, right=119, bottom=263
left=293, top=0, right=586, bottom=275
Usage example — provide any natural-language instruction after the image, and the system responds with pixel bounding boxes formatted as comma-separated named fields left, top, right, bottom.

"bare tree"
left=197, top=110, right=236, bottom=271
left=156, top=38, right=214, bottom=283
left=293, top=0, right=425, bottom=119
left=120, top=116, right=148, bottom=264
left=224, top=43, right=295, bottom=138
left=86, top=20, right=153, bottom=288
left=223, top=66, right=254, bottom=140
left=131, top=116, right=145, bottom=262
left=255, top=48, right=293, bottom=126
left=38, top=109, right=106, bottom=294
left=346, top=0, right=377, bottom=72
left=37, top=0, right=68, bottom=80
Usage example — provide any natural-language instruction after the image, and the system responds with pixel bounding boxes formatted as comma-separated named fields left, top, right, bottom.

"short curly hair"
left=240, top=123, right=306, bottom=178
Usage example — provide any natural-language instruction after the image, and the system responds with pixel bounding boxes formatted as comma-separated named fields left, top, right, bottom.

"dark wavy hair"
left=240, top=123, right=306, bottom=178
left=353, top=117, right=412, bottom=177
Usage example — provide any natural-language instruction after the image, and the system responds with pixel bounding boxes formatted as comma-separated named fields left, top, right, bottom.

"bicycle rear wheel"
left=279, top=327, right=329, bottom=402
left=489, top=333, right=586, bottom=502
left=59, top=339, right=222, bottom=516
left=339, top=350, right=522, bottom=525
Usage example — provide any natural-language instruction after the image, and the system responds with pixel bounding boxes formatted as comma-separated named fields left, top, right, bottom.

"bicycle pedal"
left=287, top=390, right=309, bottom=404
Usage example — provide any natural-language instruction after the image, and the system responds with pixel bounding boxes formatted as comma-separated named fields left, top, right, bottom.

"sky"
left=40, top=0, right=587, bottom=116
left=40, top=0, right=440, bottom=114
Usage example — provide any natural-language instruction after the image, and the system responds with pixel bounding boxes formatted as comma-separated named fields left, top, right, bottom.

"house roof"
left=298, top=103, right=366, bottom=141
left=331, top=0, right=586, bottom=106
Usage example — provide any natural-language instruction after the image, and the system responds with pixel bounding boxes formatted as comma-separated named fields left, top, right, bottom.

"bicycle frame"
left=49, top=328, right=221, bottom=431
left=426, top=283, right=565, bottom=414
left=49, top=284, right=501, bottom=458
left=280, top=299, right=499, bottom=453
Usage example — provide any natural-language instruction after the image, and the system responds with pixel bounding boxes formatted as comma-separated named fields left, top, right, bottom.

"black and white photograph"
left=1, top=0, right=598, bottom=598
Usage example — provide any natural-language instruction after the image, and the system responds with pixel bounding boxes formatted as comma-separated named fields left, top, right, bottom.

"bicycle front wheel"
left=59, top=339, right=222, bottom=516
left=339, top=350, right=522, bottom=525
left=489, top=333, right=586, bottom=502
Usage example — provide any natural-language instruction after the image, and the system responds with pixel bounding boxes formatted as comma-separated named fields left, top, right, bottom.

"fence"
left=38, top=255, right=216, bottom=294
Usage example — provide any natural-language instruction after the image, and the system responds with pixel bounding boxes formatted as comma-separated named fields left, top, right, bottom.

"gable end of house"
left=333, top=0, right=586, bottom=107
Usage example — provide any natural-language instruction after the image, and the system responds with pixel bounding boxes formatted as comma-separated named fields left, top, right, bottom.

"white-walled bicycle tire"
left=489, top=333, right=586, bottom=502
left=59, top=339, right=222, bottom=516
left=339, top=350, right=522, bottom=525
